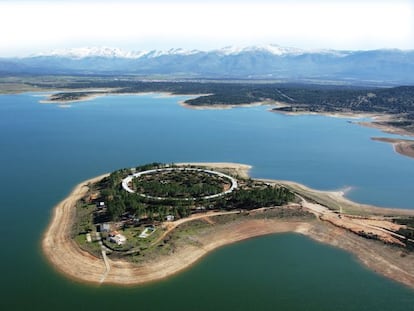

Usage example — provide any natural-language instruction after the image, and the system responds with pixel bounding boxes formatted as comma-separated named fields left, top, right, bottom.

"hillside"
left=1, top=45, right=414, bottom=85
left=28, top=79, right=414, bottom=135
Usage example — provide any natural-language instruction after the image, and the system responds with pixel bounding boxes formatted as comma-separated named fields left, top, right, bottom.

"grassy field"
left=73, top=203, right=95, bottom=236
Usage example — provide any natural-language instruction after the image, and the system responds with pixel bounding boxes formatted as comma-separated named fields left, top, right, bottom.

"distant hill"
left=1, top=45, right=414, bottom=85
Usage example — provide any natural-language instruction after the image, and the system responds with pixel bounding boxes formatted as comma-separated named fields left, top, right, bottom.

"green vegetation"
left=225, top=186, right=295, bottom=210
left=132, top=170, right=228, bottom=199
left=394, top=217, right=414, bottom=249
left=29, top=79, right=414, bottom=134
left=94, top=163, right=295, bottom=223
left=74, top=234, right=102, bottom=257
left=71, top=162, right=371, bottom=261
left=71, top=161, right=414, bottom=262
left=394, top=217, right=414, bottom=227
left=101, top=225, right=163, bottom=253
left=48, top=91, right=104, bottom=102
left=73, top=203, right=95, bottom=236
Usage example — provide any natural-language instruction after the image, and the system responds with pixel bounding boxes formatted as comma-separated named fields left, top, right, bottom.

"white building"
left=109, top=232, right=127, bottom=245
left=166, top=215, right=175, bottom=221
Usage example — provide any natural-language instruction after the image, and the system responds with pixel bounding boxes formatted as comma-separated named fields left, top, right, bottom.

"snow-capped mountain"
left=144, top=48, right=202, bottom=58
left=33, top=47, right=147, bottom=59
left=3, top=45, right=414, bottom=85
left=32, top=44, right=352, bottom=59
left=33, top=47, right=202, bottom=59
left=32, top=45, right=321, bottom=59
left=216, top=44, right=305, bottom=56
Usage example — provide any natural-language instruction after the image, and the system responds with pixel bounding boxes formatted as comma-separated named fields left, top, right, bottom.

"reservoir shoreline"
left=39, top=91, right=414, bottom=158
left=372, top=137, right=414, bottom=159
left=42, top=163, right=414, bottom=289
left=3, top=88, right=414, bottom=310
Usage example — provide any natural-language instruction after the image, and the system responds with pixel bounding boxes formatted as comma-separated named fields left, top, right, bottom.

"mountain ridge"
left=29, top=45, right=356, bottom=59
left=2, top=45, right=414, bottom=85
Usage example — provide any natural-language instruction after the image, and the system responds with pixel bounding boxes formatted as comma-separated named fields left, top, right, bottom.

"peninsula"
left=1, top=77, right=414, bottom=137
left=372, top=137, right=414, bottom=159
left=31, top=79, right=414, bottom=159
left=43, top=162, right=414, bottom=288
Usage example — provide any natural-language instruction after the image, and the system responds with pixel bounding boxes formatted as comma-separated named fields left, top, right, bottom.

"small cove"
left=0, top=93, right=413, bottom=309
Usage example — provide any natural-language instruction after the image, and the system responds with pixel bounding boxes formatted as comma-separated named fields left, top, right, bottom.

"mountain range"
left=1, top=45, right=413, bottom=85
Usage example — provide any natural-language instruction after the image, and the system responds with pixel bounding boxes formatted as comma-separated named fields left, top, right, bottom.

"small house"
left=108, top=231, right=127, bottom=245
left=100, top=223, right=111, bottom=232
left=96, top=201, right=105, bottom=209
left=166, top=215, right=175, bottom=221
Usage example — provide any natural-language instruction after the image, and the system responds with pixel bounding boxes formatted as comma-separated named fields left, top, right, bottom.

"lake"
left=0, top=93, right=413, bottom=310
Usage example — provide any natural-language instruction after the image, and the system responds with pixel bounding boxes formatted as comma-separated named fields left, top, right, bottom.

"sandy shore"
left=270, top=108, right=414, bottom=155
left=356, top=114, right=414, bottom=137
left=40, top=93, right=105, bottom=104
left=180, top=96, right=414, bottom=139
left=372, top=137, right=414, bottom=159
left=301, top=221, right=414, bottom=290
left=37, top=90, right=414, bottom=139
left=42, top=174, right=110, bottom=283
left=272, top=108, right=378, bottom=120
left=38, top=91, right=306, bottom=114
left=42, top=163, right=414, bottom=289
left=39, top=90, right=204, bottom=105
left=41, top=171, right=307, bottom=285
left=176, top=162, right=252, bottom=179
left=179, top=99, right=279, bottom=111
left=266, top=179, right=414, bottom=216
left=271, top=108, right=413, bottom=137
left=38, top=88, right=120, bottom=104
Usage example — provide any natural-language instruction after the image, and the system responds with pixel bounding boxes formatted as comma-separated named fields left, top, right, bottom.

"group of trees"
left=133, top=171, right=225, bottom=198
left=45, top=80, right=414, bottom=134
left=96, top=164, right=296, bottom=223
left=98, top=165, right=196, bottom=221
left=226, top=186, right=295, bottom=210
left=394, top=217, right=414, bottom=249
left=134, top=180, right=222, bottom=198
left=104, top=189, right=191, bottom=221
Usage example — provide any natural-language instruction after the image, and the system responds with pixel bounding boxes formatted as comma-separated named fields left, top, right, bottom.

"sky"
left=0, top=0, right=413, bottom=57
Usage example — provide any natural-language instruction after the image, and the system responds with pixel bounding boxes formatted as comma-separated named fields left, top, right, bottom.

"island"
left=42, top=162, right=414, bottom=288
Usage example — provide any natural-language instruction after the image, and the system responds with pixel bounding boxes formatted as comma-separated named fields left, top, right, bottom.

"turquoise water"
left=0, top=93, right=413, bottom=310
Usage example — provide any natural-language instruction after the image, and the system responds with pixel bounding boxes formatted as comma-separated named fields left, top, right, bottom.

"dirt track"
left=42, top=166, right=414, bottom=289
left=42, top=177, right=310, bottom=285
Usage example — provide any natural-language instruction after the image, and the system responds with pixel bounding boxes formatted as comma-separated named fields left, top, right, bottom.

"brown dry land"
left=29, top=89, right=414, bottom=141
left=42, top=163, right=414, bottom=289
left=372, top=137, right=414, bottom=159
left=357, top=116, right=414, bottom=137
left=179, top=99, right=279, bottom=111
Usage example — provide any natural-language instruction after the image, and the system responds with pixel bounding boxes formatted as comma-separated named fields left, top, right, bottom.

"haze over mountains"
left=1, top=45, right=413, bottom=85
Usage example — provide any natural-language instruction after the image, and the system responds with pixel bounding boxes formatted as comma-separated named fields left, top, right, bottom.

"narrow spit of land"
left=42, top=163, right=414, bottom=289
left=3, top=77, right=414, bottom=135
left=372, top=137, right=414, bottom=159
left=37, top=88, right=414, bottom=159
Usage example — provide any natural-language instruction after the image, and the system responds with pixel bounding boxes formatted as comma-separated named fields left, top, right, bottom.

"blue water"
left=3, top=93, right=411, bottom=208
left=0, top=93, right=413, bottom=310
